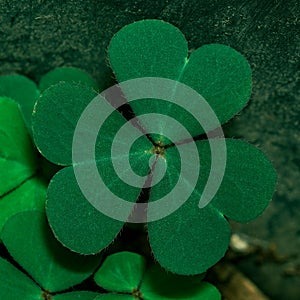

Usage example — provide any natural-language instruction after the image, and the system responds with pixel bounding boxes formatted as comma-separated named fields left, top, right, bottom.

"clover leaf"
left=32, top=82, right=152, bottom=253
left=0, top=210, right=101, bottom=299
left=31, top=20, right=277, bottom=275
left=93, top=251, right=221, bottom=300
left=108, top=20, right=252, bottom=136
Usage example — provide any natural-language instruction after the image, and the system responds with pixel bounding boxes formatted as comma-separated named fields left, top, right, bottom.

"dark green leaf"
left=46, top=167, right=125, bottom=254
left=108, top=20, right=188, bottom=82
left=207, top=139, right=277, bottom=222
left=39, top=67, right=99, bottom=92
left=94, top=252, right=146, bottom=293
left=0, top=97, right=37, bottom=196
left=148, top=185, right=230, bottom=274
left=0, top=74, right=39, bottom=132
left=1, top=211, right=101, bottom=292
left=148, top=137, right=276, bottom=274
left=108, top=20, right=251, bottom=137
left=0, top=257, right=42, bottom=300
left=45, top=108, right=152, bottom=254
left=179, top=44, right=252, bottom=128
left=32, top=83, right=98, bottom=165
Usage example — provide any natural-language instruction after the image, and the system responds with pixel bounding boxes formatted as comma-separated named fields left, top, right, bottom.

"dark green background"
left=1, top=0, right=299, bottom=299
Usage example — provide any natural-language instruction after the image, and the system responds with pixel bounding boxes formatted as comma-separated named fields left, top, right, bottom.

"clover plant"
left=30, top=19, right=277, bottom=276
left=0, top=19, right=277, bottom=299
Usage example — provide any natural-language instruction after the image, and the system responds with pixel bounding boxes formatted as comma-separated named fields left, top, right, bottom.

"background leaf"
left=0, top=257, right=42, bottom=300
left=94, top=252, right=147, bottom=293
left=39, top=67, right=99, bottom=92
left=0, top=75, right=40, bottom=132
left=0, top=97, right=37, bottom=196
left=1, top=211, right=101, bottom=293
left=140, top=265, right=217, bottom=299
left=0, top=177, right=46, bottom=233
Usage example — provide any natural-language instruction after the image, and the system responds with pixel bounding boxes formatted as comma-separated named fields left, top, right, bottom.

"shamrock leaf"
left=93, top=251, right=220, bottom=300
left=0, top=210, right=101, bottom=299
left=31, top=20, right=277, bottom=275
left=33, top=83, right=152, bottom=253
left=94, top=251, right=147, bottom=293
left=147, top=139, right=276, bottom=274
left=108, top=19, right=252, bottom=137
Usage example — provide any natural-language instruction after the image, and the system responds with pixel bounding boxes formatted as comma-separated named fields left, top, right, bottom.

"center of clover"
left=42, top=291, right=52, bottom=300
left=151, top=141, right=165, bottom=157
left=132, top=288, right=143, bottom=299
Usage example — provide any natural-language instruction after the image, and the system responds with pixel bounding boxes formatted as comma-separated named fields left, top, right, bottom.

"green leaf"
left=94, top=252, right=147, bottom=293
left=46, top=167, right=125, bottom=254
left=95, top=295, right=135, bottom=300
left=32, top=83, right=98, bottom=165
left=0, top=177, right=46, bottom=234
left=108, top=20, right=251, bottom=137
left=0, top=257, right=42, bottom=300
left=53, top=292, right=101, bottom=300
left=109, top=20, right=188, bottom=82
left=179, top=44, right=252, bottom=128
left=0, top=74, right=40, bottom=132
left=44, top=102, right=152, bottom=254
left=39, top=67, right=99, bottom=92
left=1, top=211, right=100, bottom=292
left=0, top=97, right=37, bottom=196
left=148, top=137, right=276, bottom=274
left=148, top=192, right=230, bottom=275
left=141, top=265, right=218, bottom=300
left=207, top=139, right=277, bottom=222
left=144, top=282, right=221, bottom=300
